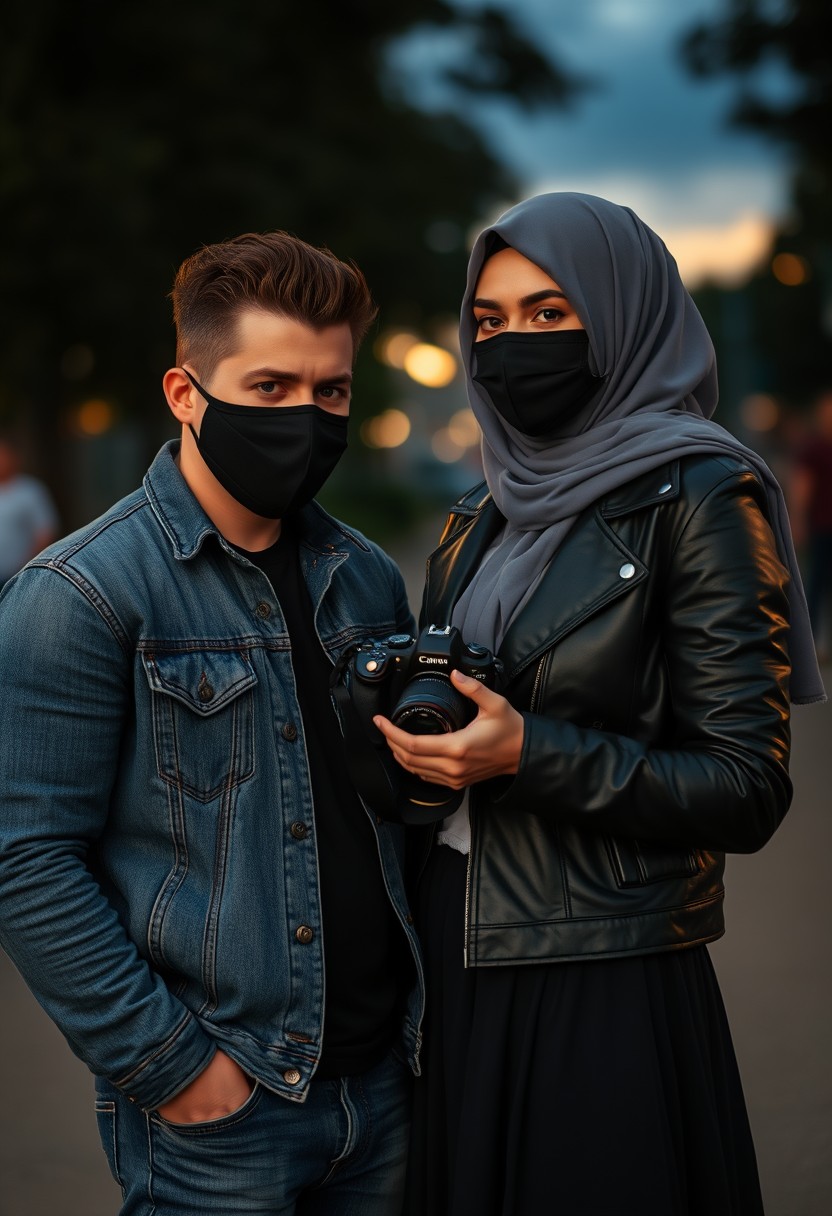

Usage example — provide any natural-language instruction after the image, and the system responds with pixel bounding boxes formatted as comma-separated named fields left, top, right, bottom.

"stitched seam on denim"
left=318, top=1078, right=358, bottom=1184
left=200, top=740, right=237, bottom=1014
left=145, top=1108, right=156, bottom=1212
left=115, top=1013, right=196, bottom=1086
left=27, top=563, right=132, bottom=655
left=146, top=773, right=189, bottom=971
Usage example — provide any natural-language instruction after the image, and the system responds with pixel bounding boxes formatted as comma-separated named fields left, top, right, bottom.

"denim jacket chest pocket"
left=141, top=649, right=257, bottom=802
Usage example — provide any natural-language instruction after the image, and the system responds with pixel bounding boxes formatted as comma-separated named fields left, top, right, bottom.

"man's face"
left=188, top=308, right=354, bottom=424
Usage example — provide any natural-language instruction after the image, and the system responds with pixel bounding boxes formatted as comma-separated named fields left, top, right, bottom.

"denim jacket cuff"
left=114, top=1013, right=217, bottom=1112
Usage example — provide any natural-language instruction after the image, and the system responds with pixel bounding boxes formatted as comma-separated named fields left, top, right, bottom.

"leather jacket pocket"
left=606, top=836, right=700, bottom=887
left=142, top=649, right=256, bottom=802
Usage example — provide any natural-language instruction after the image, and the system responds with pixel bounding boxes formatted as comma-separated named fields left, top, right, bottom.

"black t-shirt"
left=237, top=524, right=406, bottom=1079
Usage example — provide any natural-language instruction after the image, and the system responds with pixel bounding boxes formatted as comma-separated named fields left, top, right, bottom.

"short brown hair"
left=171, top=231, right=378, bottom=377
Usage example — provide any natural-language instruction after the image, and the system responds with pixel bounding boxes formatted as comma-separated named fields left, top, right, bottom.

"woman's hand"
left=156, top=1049, right=253, bottom=1124
left=374, top=670, right=525, bottom=789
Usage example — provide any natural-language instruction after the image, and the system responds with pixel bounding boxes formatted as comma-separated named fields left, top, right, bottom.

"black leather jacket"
left=422, top=455, right=792, bottom=966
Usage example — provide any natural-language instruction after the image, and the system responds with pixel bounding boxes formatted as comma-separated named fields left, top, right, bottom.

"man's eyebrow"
left=472, top=289, right=567, bottom=310
left=247, top=368, right=353, bottom=384
left=318, top=372, right=353, bottom=385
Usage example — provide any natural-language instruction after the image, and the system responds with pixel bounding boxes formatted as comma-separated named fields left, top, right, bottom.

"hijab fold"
left=450, top=193, right=824, bottom=705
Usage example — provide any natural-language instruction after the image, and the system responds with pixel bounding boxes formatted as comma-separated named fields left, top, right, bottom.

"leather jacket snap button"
left=658, top=482, right=672, bottom=494
left=283, top=1068, right=302, bottom=1086
left=295, top=925, right=314, bottom=945
left=619, top=563, right=636, bottom=579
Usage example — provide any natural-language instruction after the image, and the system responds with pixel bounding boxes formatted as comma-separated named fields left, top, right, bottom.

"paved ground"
left=1, top=520, right=829, bottom=1214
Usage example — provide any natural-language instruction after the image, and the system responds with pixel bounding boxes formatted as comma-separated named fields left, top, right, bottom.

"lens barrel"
left=390, top=674, right=472, bottom=735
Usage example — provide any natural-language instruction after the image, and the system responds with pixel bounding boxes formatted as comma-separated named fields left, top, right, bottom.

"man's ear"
left=163, top=367, right=199, bottom=425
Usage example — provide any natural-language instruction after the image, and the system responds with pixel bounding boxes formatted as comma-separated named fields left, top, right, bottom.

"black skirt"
left=406, top=844, right=764, bottom=1216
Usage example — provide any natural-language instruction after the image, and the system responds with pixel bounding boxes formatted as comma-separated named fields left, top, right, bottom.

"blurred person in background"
left=0, top=432, right=59, bottom=589
left=0, top=232, right=423, bottom=1215
left=789, top=388, right=832, bottom=659
left=374, top=192, right=826, bottom=1216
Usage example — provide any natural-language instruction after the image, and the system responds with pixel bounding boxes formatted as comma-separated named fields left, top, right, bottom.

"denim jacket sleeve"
left=0, top=565, right=216, bottom=1110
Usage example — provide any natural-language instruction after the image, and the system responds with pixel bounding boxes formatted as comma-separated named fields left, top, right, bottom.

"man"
left=0, top=232, right=423, bottom=1214
left=0, top=433, right=59, bottom=588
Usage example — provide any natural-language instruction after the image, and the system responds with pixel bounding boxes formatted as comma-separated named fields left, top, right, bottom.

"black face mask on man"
left=472, top=331, right=603, bottom=438
left=184, top=371, right=348, bottom=519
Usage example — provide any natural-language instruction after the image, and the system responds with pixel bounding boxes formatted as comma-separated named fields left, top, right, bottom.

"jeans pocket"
left=152, top=1081, right=263, bottom=1137
left=94, top=1098, right=124, bottom=1191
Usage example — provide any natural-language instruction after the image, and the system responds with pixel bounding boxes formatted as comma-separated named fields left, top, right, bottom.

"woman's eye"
left=534, top=307, right=563, bottom=323
left=476, top=315, right=503, bottom=331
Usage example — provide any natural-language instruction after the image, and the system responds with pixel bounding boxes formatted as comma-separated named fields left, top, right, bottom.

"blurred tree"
left=681, top=0, right=832, bottom=404
left=0, top=0, right=582, bottom=525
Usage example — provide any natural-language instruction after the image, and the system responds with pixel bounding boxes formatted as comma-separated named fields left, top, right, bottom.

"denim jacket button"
left=282, top=722, right=298, bottom=742
left=295, top=925, right=314, bottom=945
left=197, top=676, right=214, bottom=702
left=290, top=821, right=308, bottom=840
left=283, top=1068, right=302, bottom=1086
left=255, top=601, right=272, bottom=620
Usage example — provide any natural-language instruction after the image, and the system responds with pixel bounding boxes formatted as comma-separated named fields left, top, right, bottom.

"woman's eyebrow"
left=473, top=289, right=567, bottom=310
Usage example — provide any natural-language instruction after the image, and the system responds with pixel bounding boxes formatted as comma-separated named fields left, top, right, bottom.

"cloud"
left=394, top=0, right=793, bottom=238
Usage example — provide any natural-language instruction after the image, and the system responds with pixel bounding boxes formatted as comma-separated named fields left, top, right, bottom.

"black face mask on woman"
left=472, top=330, right=603, bottom=438
left=185, top=371, right=348, bottom=519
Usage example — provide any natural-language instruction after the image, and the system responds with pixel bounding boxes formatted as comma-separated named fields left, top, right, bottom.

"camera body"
left=350, top=624, right=502, bottom=736
left=332, top=625, right=503, bottom=825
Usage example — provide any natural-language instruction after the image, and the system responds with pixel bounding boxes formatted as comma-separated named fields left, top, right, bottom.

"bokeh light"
left=75, top=399, right=115, bottom=435
left=361, top=408, right=411, bottom=449
left=402, top=343, right=457, bottom=388
left=771, top=253, right=810, bottom=286
left=739, top=393, right=780, bottom=432
left=447, top=407, right=480, bottom=448
left=375, top=330, right=420, bottom=369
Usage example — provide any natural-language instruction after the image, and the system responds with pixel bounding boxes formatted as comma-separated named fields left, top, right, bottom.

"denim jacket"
left=0, top=441, right=424, bottom=1110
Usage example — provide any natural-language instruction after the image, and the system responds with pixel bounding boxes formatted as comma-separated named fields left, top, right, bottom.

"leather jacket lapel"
left=423, top=497, right=504, bottom=627
left=497, top=509, right=646, bottom=683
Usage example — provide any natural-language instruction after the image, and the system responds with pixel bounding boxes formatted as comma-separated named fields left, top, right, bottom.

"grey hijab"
left=451, top=192, right=825, bottom=705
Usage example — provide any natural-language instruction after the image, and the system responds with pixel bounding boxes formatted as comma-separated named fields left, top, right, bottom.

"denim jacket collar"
left=143, top=440, right=370, bottom=563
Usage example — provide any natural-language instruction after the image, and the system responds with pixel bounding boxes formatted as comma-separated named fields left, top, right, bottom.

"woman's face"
left=472, top=247, right=584, bottom=342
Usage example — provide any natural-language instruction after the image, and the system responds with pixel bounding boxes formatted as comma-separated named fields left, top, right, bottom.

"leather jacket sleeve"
left=495, top=470, right=793, bottom=853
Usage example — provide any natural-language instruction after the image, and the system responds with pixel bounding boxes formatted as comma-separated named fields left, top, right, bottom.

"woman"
left=375, top=193, right=826, bottom=1216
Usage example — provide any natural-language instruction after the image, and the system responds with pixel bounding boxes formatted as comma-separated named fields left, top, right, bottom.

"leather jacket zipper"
left=530, top=653, right=547, bottom=711
left=464, top=797, right=474, bottom=968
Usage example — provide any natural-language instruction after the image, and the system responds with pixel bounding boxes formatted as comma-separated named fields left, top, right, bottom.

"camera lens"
left=390, top=675, right=471, bottom=735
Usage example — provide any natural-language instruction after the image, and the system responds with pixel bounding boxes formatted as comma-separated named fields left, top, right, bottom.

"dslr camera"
left=349, top=624, right=502, bottom=736
left=332, top=625, right=503, bottom=824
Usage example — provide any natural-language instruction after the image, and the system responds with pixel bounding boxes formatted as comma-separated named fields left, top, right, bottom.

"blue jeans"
left=95, top=1051, right=412, bottom=1215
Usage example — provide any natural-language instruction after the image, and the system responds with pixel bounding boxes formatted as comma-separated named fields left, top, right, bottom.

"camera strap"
left=329, top=647, right=402, bottom=822
left=329, top=645, right=462, bottom=827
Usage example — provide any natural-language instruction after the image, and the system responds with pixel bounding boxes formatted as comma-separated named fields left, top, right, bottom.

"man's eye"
left=255, top=381, right=277, bottom=394
left=318, top=385, right=348, bottom=401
